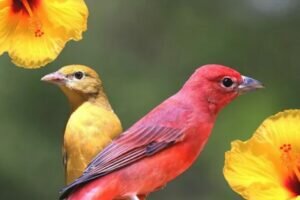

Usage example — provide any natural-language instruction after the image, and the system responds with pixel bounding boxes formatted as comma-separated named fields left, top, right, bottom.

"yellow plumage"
left=42, top=65, right=122, bottom=184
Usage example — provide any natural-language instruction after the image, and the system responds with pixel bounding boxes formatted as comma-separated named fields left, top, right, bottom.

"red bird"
left=60, top=64, right=263, bottom=200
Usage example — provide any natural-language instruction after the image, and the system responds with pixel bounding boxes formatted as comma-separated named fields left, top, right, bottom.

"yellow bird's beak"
left=41, top=71, right=67, bottom=85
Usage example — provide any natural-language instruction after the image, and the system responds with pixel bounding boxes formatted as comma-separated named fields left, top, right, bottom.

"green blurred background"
left=0, top=0, right=300, bottom=199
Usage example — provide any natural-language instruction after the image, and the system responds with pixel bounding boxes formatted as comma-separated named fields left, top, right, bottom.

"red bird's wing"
left=86, top=126, right=185, bottom=175
left=60, top=125, right=185, bottom=199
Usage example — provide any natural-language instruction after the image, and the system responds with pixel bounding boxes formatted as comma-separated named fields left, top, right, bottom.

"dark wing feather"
left=59, top=126, right=185, bottom=199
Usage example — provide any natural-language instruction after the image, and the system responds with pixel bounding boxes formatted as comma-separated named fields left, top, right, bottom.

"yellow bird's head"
left=42, top=65, right=107, bottom=110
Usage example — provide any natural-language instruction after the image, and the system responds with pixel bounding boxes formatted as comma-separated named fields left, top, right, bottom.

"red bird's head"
left=181, top=64, right=263, bottom=114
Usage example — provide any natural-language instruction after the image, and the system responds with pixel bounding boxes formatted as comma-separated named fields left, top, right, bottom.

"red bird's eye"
left=222, top=77, right=234, bottom=88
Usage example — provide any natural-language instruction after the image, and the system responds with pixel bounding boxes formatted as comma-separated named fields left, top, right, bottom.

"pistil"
left=280, top=144, right=300, bottom=182
left=20, top=0, right=44, bottom=37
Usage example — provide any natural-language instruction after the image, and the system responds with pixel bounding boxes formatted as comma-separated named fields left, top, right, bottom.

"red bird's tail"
left=66, top=179, right=115, bottom=200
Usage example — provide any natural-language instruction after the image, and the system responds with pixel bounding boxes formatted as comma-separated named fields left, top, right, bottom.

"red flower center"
left=285, top=176, right=300, bottom=196
left=280, top=144, right=300, bottom=196
left=11, top=0, right=44, bottom=37
left=11, top=0, right=40, bottom=14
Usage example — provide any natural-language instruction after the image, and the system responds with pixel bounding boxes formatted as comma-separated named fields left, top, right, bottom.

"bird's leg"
left=128, top=195, right=140, bottom=200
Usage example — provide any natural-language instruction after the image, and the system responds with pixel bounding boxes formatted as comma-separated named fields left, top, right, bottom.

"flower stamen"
left=20, top=0, right=44, bottom=37
left=280, top=144, right=300, bottom=182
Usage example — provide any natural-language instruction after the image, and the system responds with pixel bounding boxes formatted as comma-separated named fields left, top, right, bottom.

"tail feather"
left=59, top=175, right=103, bottom=199
left=59, top=183, right=78, bottom=200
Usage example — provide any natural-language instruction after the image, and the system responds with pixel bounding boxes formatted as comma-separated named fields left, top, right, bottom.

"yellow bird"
left=41, top=65, right=122, bottom=184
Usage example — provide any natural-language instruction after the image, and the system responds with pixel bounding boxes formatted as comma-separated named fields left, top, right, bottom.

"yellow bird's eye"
left=74, top=71, right=84, bottom=80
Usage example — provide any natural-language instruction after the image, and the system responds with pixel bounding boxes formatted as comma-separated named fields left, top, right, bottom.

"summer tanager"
left=60, top=64, right=263, bottom=200
left=42, top=65, right=122, bottom=184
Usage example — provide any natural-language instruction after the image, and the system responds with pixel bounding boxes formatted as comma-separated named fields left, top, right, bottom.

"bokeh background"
left=0, top=0, right=300, bottom=199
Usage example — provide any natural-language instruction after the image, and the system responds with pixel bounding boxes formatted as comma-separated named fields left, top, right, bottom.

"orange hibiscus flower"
left=224, top=110, right=300, bottom=200
left=0, top=0, right=88, bottom=68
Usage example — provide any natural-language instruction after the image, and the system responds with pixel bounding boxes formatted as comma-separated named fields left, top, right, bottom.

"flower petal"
left=246, top=183, right=293, bottom=200
left=44, top=0, right=88, bottom=41
left=0, top=0, right=12, bottom=55
left=224, top=140, right=291, bottom=199
left=254, top=110, right=300, bottom=152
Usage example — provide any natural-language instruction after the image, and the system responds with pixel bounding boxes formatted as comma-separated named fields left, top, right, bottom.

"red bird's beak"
left=41, top=72, right=67, bottom=85
left=238, top=75, right=264, bottom=94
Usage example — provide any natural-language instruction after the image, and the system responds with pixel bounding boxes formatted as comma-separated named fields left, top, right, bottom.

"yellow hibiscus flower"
left=224, top=110, right=300, bottom=200
left=0, top=0, right=88, bottom=68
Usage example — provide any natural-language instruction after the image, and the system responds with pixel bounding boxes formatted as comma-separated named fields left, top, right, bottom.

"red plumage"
left=60, top=64, right=263, bottom=200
